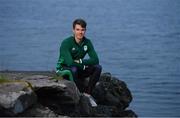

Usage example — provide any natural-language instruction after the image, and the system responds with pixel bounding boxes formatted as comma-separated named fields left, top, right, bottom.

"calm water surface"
left=0, top=0, right=180, bottom=117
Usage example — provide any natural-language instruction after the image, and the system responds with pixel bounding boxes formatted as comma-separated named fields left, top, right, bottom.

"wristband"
left=79, top=59, right=82, bottom=64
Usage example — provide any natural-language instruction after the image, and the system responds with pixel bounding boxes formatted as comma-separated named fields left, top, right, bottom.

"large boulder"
left=0, top=72, right=137, bottom=117
left=22, top=75, right=81, bottom=105
left=17, top=103, right=58, bottom=117
left=0, top=80, right=37, bottom=116
left=77, top=94, right=92, bottom=116
left=92, top=72, right=132, bottom=110
left=21, top=75, right=81, bottom=115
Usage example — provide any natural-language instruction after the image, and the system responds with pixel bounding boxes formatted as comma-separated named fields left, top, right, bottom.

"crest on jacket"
left=84, top=45, right=88, bottom=51
left=72, top=47, right=76, bottom=51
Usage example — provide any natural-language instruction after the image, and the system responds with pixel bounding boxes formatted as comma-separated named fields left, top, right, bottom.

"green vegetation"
left=51, top=74, right=63, bottom=81
left=0, top=74, right=34, bottom=91
left=0, top=75, right=11, bottom=83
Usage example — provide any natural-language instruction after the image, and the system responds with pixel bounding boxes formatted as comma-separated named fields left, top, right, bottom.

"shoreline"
left=0, top=70, right=56, bottom=79
left=0, top=70, right=55, bottom=73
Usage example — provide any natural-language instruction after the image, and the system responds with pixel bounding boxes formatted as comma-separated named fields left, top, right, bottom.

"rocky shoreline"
left=0, top=71, right=137, bottom=117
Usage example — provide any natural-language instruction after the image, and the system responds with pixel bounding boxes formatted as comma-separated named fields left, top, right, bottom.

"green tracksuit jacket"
left=56, top=36, right=99, bottom=70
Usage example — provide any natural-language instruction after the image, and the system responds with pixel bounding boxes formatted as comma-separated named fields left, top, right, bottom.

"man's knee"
left=92, top=64, right=102, bottom=81
left=94, top=64, right=102, bottom=72
left=69, top=66, right=79, bottom=81
left=70, top=66, right=78, bottom=74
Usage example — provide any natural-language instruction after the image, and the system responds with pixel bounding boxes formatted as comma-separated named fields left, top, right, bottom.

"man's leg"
left=63, top=66, right=78, bottom=80
left=79, top=65, right=102, bottom=94
left=63, top=65, right=102, bottom=94
left=63, top=66, right=85, bottom=92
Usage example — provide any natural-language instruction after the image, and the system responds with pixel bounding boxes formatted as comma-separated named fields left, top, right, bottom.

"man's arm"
left=59, top=40, right=85, bottom=70
left=82, top=40, right=99, bottom=65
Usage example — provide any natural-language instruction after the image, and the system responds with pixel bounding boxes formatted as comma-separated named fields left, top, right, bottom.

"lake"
left=0, top=0, right=180, bottom=117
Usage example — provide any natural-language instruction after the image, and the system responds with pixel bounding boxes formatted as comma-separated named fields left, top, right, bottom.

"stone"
left=0, top=71, right=137, bottom=117
left=0, top=81, right=37, bottom=116
left=92, top=73, right=132, bottom=110
left=112, top=109, right=138, bottom=117
left=22, top=75, right=81, bottom=105
left=78, top=94, right=92, bottom=116
left=18, top=103, right=57, bottom=117
left=21, top=75, right=81, bottom=115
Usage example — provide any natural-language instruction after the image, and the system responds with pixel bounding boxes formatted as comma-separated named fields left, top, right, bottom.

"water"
left=0, top=0, right=180, bottom=117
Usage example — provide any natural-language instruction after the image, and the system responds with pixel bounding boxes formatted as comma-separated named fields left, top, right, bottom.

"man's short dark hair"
left=73, top=18, right=87, bottom=29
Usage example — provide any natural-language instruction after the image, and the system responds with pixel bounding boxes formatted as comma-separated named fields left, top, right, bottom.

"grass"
left=0, top=73, right=64, bottom=90
left=0, top=74, right=33, bottom=89
left=51, top=74, right=63, bottom=81
left=0, top=75, right=11, bottom=83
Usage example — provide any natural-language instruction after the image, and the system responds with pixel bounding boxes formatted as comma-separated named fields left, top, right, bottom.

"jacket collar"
left=73, top=36, right=86, bottom=46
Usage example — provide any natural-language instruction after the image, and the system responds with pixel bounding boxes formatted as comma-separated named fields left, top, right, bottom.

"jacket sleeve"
left=59, top=40, right=84, bottom=70
left=82, top=40, right=99, bottom=65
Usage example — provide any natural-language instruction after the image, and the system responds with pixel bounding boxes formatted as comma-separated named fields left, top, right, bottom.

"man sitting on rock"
left=56, top=18, right=102, bottom=95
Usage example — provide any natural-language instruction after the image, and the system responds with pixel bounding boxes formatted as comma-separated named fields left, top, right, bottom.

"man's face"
left=73, top=24, right=86, bottom=41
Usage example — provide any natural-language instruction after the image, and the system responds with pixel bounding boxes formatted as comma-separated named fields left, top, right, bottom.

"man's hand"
left=74, top=59, right=89, bottom=70
left=74, top=59, right=82, bottom=64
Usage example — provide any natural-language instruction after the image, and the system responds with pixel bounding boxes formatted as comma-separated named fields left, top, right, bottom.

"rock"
left=112, top=109, right=138, bottom=117
left=78, top=94, right=92, bottom=116
left=22, top=75, right=81, bottom=105
left=92, top=72, right=132, bottom=110
left=0, top=71, right=137, bottom=117
left=17, top=103, right=57, bottom=117
left=0, top=80, right=37, bottom=116
left=21, top=75, right=81, bottom=115
left=92, top=105, right=116, bottom=117
left=99, top=72, right=112, bottom=82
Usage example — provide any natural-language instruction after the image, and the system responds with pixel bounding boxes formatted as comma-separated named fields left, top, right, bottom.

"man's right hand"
left=74, top=59, right=82, bottom=64
left=74, top=59, right=88, bottom=70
